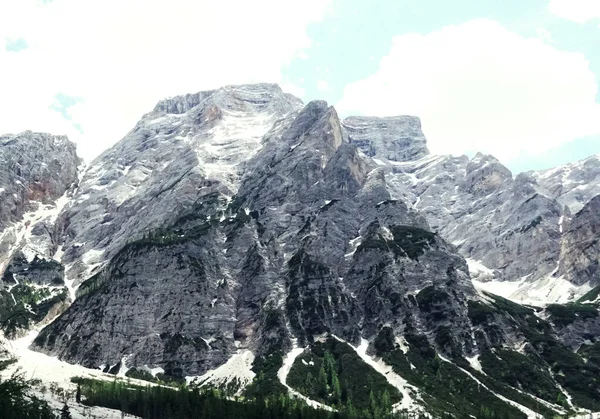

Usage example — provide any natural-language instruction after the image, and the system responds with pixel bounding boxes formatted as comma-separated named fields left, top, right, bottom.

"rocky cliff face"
left=0, top=132, right=79, bottom=229
left=2, top=84, right=600, bottom=416
left=53, top=83, right=303, bottom=286
left=0, top=132, right=78, bottom=337
left=343, top=116, right=429, bottom=162
left=33, top=99, right=480, bottom=380
left=558, top=195, right=600, bottom=286
left=358, top=146, right=600, bottom=305
left=0, top=132, right=80, bottom=273
left=352, top=149, right=563, bottom=290
left=532, top=154, right=600, bottom=214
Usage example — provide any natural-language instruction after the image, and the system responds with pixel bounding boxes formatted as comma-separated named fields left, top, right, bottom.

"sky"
left=1, top=0, right=599, bottom=174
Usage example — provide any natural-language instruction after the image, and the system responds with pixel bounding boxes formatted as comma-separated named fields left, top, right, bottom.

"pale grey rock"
left=558, top=195, right=600, bottom=286
left=0, top=131, right=79, bottom=230
left=379, top=153, right=562, bottom=285
left=531, top=154, right=600, bottom=214
left=0, top=131, right=79, bottom=279
left=342, top=116, right=429, bottom=162
left=33, top=97, right=481, bottom=378
left=54, top=83, right=303, bottom=285
left=3, top=83, right=595, bottom=394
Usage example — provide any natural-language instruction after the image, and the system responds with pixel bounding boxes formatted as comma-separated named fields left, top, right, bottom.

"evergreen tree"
left=332, top=373, right=342, bottom=405
left=369, top=390, right=379, bottom=419
left=0, top=365, right=57, bottom=419
left=324, top=351, right=336, bottom=384
left=381, top=390, right=392, bottom=416
left=318, top=366, right=329, bottom=398
left=305, top=371, right=314, bottom=395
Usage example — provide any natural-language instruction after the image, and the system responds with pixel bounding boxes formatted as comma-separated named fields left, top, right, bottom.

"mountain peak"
left=342, top=115, right=429, bottom=162
left=153, top=83, right=303, bottom=115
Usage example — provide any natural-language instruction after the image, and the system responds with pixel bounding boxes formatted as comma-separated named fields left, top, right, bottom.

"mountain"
left=0, top=131, right=80, bottom=267
left=49, top=86, right=301, bottom=297
left=1, top=84, right=600, bottom=418
left=360, top=149, right=600, bottom=306
left=0, top=131, right=80, bottom=337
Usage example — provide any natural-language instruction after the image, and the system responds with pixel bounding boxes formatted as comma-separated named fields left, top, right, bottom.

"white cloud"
left=317, top=80, right=329, bottom=91
left=535, top=28, right=553, bottom=43
left=549, top=0, right=600, bottom=23
left=337, top=19, right=600, bottom=163
left=0, top=0, right=331, bottom=161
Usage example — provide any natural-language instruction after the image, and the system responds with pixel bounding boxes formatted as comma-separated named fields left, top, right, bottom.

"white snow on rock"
left=332, top=335, right=424, bottom=414
left=472, top=278, right=527, bottom=301
left=465, top=354, right=483, bottom=372
left=196, top=109, right=280, bottom=194
left=186, top=350, right=255, bottom=396
left=466, top=258, right=496, bottom=282
left=570, top=413, right=600, bottom=419
left=0, top=329, right=150, bottom=418
left=394, top=336, right=409, bottom=354
left=1, top=330, right=134, bottom=388
left=344, top=235, right=362, bottom=259
left=0, top=192, right=71, bottom=276
left=473, top=273, right=593, bottom=306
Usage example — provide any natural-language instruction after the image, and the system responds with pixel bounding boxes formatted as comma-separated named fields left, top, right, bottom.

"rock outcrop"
left=343, top=116, right=429, bottom=162
left=559, top=195, right=600, bottom=286
left=31, top=98, right=479, bottom=379
left=2, top=83, right=600, bottom=416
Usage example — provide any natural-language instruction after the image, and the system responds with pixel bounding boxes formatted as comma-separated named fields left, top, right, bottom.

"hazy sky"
left=1, top=0, right=599, bottom=174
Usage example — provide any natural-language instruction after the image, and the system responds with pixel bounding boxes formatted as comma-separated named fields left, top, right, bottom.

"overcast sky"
left=1, top=0, right=599, bottom=174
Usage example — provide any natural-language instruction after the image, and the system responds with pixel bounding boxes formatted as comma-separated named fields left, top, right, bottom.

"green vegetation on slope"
left=287, top=337, right=401, bottom=412
left=576, top=285, right=600, bottom=304
left=73, top=376, right=421, bottom=419
left=478, top=348, right=565, bottom=406
left=244, top=352, right=288, bottom=399
left=546, top=303, right=599, bottom=327
left=469, top=293, right=600, bottom=410
left=356, top=225, right=437, bottom=260
left=578, top=341, right=600, bottom=367
left=0, top=284, right=67, bottom=337
left=376, top=329, right=527, bottom=419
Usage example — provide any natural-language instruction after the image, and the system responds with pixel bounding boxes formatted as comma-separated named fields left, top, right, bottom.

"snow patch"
left=332, top=335, right=423, bottom=414
left=0, top=192, right=72, bottom=275
left=474, top=273, right=593, bottom=306
left=194, top=109, right=278, bottom=193
left=1, top=329, right=153, bottom=391
left=187, top=350, right=255, bottom=396
left=344, top=235, right=362, bottom=259
left=466, top=259, right=495, bottom=282
left=465, top=355, right=483, bottom=372
left=395, top=336, right=409, bottom=354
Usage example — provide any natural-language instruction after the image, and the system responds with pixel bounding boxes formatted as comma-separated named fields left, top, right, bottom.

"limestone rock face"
left=32, top=96, right=478, bottom=378
left=377, top=153, right=562, bottom=289
left=342, top=116, right=429, bottom=162
left=0, top=132, right=78, bottom=336
left=53, top=83, right=303, bottom=285
left=531, top=154, right=600, bottom=214
left=558, top=195, right=600, bottom=286
left=0, top=131, right=79, bottom=279
left=0, top=131, right=79, bottom=230
left=2, top=84, right=600, bottom=409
